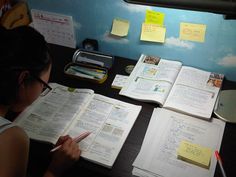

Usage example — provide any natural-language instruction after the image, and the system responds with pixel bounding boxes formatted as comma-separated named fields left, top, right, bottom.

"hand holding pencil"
left=51, top=131, right=91, bottom=152
left=46, top=132, right=91, bottom=176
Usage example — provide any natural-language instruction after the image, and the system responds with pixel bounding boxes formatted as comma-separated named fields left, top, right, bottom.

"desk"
left=27, top=44, right=236, bottom=177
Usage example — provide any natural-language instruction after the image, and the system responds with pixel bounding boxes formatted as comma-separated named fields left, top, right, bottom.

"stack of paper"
left=132, top=108, right=225, bottom=177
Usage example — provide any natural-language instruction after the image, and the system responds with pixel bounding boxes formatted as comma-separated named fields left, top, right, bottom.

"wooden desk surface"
left=27, top=44, right=236, bottom=177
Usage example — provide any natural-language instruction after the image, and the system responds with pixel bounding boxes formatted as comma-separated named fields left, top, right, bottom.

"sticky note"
left=179, top=22, right=206, bottom=43
left=68, top=87, right=76, bottom=92
left=111, top=18, right=130, bottom=37
left=145, top=10, right=165, bottom=26
left=111, top=74, right=129, bottom=89
left=177, top=140, right=212, bottom=169
left=140, top=23, right=166, bottom=43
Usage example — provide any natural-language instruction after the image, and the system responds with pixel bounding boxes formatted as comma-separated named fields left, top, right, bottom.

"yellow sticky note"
left=179, top=22, right=206, bottom=43
left=68, top=87, right=75, bottom=92
left=177, top=140, right=212, bottom=169
left=145, top=10, right=165, bottom=26
left=111, top=18, right=130, bottom=37
left=140, top=23, right=166, bottom=43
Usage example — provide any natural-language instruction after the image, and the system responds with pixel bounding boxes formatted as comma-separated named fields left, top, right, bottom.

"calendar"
left=31, top=9, right=76, bottom=48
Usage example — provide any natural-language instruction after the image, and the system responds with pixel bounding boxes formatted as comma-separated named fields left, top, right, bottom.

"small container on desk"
left=64, top=49, right=114, bottom=84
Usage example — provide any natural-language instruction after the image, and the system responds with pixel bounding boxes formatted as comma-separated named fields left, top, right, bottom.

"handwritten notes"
left=140, top=23, right=166, bottom=43
left=111, top=18, right=130, bottom=37
left=180, top=22, right=206, bottom=43
left=177, top=140, right=212, bottom=169
left=133, top=108, right=225, bottom=177
left=145, top=10, right=165, bottom=26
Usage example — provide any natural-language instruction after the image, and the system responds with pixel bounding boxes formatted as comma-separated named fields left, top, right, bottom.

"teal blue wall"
left=27, top=0, right=236, bottom=81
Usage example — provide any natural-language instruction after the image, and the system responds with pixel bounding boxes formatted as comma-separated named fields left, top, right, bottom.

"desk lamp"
left=214, top=90, right=236, bottom=123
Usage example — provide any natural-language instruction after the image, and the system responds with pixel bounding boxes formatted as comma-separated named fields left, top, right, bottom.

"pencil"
left=215, top=150, right=227, bottom=177
left=73, top=66, right=105, bottom=73
left=50, top=132, right=91, bottom=152
left=69, top=66, right=104, bottom=79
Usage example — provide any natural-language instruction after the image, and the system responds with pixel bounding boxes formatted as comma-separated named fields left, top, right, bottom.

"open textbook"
left=120, top=54, right=224, bottom=119
left=133, top=108, right=225, bottom=177
left=14, top=83, right=141, bottom=168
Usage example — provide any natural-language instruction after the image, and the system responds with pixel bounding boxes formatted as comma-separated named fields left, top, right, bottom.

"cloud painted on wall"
left=217, top=55, right=236, bottom=67
left=165, top=37, right=194, bottom=50
left=118, top=2, right=151, bottom=13
left=101, top=31, right=129, bottom=44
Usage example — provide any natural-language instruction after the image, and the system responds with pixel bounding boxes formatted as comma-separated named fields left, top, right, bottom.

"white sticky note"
left=111, top=74, right=129, bottom=89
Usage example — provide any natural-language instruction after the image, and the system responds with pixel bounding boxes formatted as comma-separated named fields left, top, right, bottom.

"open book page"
left=65, top=94, right=141, bottom=168
left=120, top=54, right=182, bottom=105
left=14, top=83, right=94, bottom=144
left=133, top=108, right=225, bottom=177
left=15, top=83, right=142, bottom=168
left=163, top=66, right=224, bottom=119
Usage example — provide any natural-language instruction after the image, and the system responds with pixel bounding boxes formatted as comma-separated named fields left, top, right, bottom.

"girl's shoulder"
left=0, top=116, right=28, bottom=144
left=0, top=116, right=14, bottom=134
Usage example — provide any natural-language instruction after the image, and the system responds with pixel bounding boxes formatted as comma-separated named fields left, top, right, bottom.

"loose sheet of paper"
left=133, top=108, right=225, bottom=177
left=111, top=18, right=130, bottom=37
left=31, top=9, right=76, bottom=48
left=140, top=23, right=166, bottom=43
left=179, top=22, right=206, bottom=43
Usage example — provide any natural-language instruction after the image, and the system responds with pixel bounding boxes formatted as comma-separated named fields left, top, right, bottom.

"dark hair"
left=0, top=25, right=52, bottom=105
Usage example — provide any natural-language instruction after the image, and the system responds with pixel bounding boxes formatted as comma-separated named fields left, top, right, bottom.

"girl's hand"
left=45, top=135, right=81, bottom=177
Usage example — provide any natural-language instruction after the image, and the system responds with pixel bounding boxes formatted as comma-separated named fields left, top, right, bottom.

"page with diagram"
left=163, top=66, right=224, bottom=119
left=119, top=54, right=182, bottom=106
left=14, top=83, right=141, bottom=168
left=66, top=94, right=141, bottom=168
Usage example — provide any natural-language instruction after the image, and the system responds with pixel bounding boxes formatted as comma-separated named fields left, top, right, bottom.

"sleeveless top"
left=0, top=116, right=15, bottom=134
left=0, top=117, right=32, bottom=176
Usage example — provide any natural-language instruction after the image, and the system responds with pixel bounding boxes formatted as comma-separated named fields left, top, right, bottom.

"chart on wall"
left=31, top=9, right=76, bottom=48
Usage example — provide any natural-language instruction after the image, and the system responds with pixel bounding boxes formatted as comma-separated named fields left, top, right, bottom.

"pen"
left=50, top=131, right=91, bottom=152
left=215, top=150, right=227, bottom=177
